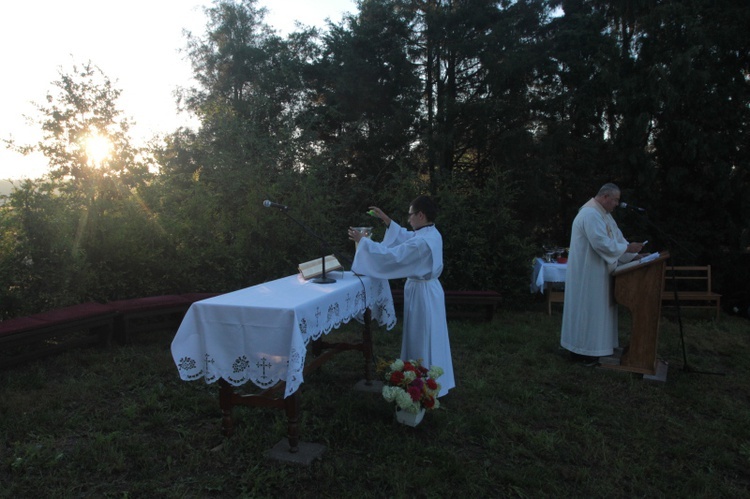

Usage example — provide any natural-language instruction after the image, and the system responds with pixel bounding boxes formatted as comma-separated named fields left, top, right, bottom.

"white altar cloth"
left=171, top=271, right=396, bottom=397
left=530, top=258, right=568, bottom=293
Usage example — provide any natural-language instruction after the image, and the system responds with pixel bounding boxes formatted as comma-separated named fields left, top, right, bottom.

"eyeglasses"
left=408, top=211, right=418, bottom=217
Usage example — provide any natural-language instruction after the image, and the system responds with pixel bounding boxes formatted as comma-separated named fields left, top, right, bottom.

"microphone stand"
left=270, top=206, right=352, bottom=284
left=622, top=208, right=724, bottom=376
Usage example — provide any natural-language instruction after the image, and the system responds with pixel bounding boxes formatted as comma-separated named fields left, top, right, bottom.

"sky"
left=0, top=0, right=357, bottom=181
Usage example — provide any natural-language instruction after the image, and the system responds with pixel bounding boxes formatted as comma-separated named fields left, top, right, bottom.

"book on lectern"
left=298, top=255, right=343, bottom=280
left=612, top=252, right=661, bottom=275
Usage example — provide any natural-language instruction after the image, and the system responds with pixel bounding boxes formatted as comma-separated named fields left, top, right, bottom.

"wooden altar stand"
left=218, top=309, right=375, bottom=464
left=599, top=252, right=670, bottom=381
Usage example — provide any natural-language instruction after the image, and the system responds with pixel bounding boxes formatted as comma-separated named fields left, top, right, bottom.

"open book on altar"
left=612, top=252, right=661, bottom=275
left=298, top=255, right=343, bottom=280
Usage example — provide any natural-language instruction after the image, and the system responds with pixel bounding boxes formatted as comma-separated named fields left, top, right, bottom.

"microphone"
left=263, top=200, right=289, bottom=211
left=620, top=202, right=646, bottom=212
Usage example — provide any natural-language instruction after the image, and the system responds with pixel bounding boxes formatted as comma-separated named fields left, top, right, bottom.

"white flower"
left=383, top=386, right=419, bottom=413
left=383, top=386, right=403, bottom=402
left=395, top=390, right=419, bottom=413
left=390, top=359, right=404, bottom=371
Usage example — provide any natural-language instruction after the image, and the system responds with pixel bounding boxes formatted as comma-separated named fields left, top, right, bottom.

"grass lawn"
left=1, top=305, right=749, bottom=498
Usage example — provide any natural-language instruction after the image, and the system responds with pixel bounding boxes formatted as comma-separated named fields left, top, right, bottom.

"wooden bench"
left=110, top=293, right=222, bottom=344
left=0, top=293, right=224, bottom=368
left=0, top=302, right=117, bottom=369
left=109, top=295, right=191, bottom=344
left=106, top=293, right=214, bottom=344
left=661, top=265, right=721, bottom=319
left=390, top=288, right=501, bottom=321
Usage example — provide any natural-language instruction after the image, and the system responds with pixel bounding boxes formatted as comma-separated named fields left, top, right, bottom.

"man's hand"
left=348, top=227, right=364, bottom=243
left=368, top=206, right=391, bottom=227
left=627, top=242, right=645, bottom=253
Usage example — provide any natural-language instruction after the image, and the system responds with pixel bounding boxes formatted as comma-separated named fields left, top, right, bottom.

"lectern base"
left=643, top=359, right=669, bottom=382
left=598, top=355, right=668, bottom=382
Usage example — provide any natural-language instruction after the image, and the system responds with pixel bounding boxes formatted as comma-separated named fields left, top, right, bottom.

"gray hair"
left=597, top=183, right=620, bottom=197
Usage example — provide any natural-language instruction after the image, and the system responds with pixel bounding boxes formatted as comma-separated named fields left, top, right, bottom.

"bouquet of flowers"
left=381, top=358, right=443, bottom=414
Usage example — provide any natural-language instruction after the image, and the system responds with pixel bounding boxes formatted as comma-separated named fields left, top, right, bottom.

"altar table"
left=530, top=258, right=567, bottom=314
left=171, top=271, right=396, bottom=452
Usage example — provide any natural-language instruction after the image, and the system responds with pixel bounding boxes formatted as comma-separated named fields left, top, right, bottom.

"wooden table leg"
left=218, top=377, right=300, bottom=453
left=219, top=378, right=235, bottom=437
left=215, top=307, right=376, bottom=454
left=362, top=308, right=373, bottom=384
left=284, top=391, right=301, bottom=453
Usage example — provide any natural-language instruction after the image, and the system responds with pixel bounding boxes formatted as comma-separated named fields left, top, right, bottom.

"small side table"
left=531, top=258, right=567, bottom=315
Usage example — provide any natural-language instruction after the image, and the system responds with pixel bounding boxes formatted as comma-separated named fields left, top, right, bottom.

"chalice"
left=351, top=226, right=373, bottom=252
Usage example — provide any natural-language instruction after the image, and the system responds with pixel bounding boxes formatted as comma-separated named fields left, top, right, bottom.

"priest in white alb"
left=561, top=183, right=645, bottom=361
left=347, top=196, right=455, bottom=397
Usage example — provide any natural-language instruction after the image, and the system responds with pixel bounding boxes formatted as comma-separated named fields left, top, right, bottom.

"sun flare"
left=84, top=132, right=112, bottom=166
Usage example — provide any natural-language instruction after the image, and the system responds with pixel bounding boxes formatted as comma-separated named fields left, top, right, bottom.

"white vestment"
left=560, top=198, right=636, bottom=357
left=352, top=222, right=455, bottom=397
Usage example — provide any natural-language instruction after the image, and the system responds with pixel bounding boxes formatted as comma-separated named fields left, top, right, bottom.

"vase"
left=395, top=408, right=426, bottom=427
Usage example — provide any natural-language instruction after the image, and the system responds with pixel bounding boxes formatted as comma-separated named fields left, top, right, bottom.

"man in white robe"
left=561, top=183, right=645, bottom=361
left=348, top=196, right=455, bottom=397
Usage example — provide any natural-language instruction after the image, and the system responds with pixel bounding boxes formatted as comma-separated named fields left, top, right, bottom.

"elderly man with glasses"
left=561, top=183, right=646, bottom=364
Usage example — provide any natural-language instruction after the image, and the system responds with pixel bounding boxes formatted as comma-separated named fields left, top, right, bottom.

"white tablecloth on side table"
left=530, top=258, right=568, bottom=293
left=171, top=271, right=396, bottom=398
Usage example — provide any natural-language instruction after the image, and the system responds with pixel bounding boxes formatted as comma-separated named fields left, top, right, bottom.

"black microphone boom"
left=262, top=198, right=349, bottom=283
left=620, top=202, right=646, bottom=212
left=263, top=200, right=289, bottom=211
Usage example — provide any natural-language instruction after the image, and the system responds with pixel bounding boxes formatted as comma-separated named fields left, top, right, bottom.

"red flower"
left=426, top=378, right=438, bottom=390
left=408, top=385, right=422, bottom=401
left=423, top=396, right=435, bottom=409
left=389, top=371, right=405, bottom=385
left=403, top=362, right=417, bottom=373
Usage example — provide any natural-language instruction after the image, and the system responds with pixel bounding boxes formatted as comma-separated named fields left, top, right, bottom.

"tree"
left=0, top=180, right=89, bottom=314
left=301, top=0, right=422, bottom=214
left=29, top=61, right=149, bottom=190
left=638, top=1, right=749, bottom=257
left=0, top=61, right=178, bottom=314
left=157, top=0, right=323, bottom=287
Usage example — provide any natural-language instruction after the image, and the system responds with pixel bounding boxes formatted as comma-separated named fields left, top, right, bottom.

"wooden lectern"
left=600, top=251, right=670, bottom=377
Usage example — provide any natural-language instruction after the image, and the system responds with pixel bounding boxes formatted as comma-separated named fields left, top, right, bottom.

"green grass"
left=1, top=307, right=749, bottom=498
